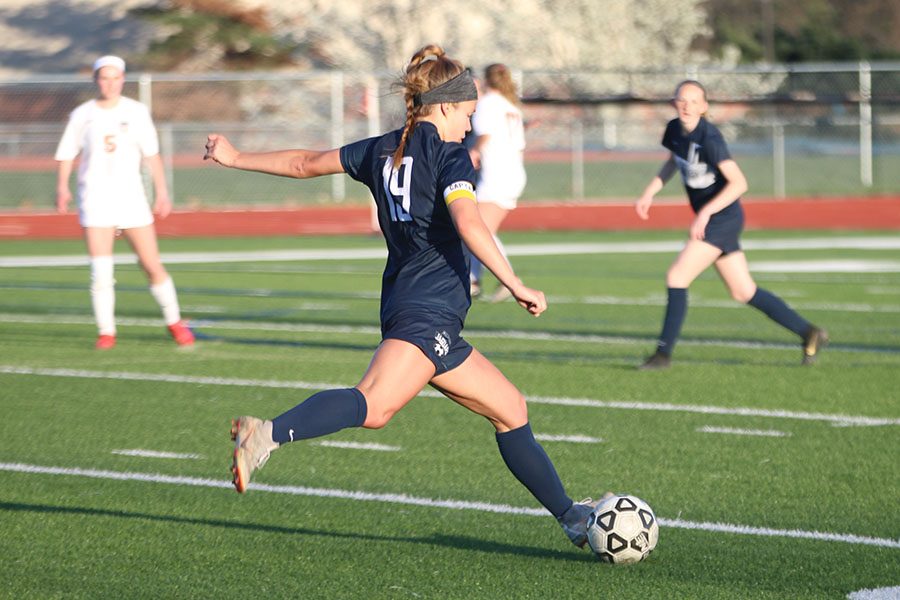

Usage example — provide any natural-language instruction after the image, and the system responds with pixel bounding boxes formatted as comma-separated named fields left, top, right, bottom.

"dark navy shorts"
left=703, top=204, right=744, bottom=255
left=382, top=313, right=474, bottom=375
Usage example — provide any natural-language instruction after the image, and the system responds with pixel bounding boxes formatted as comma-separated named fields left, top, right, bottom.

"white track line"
left=0, top=462, right=896, bottom=549
left=697, top=426, right=791, bottom=438
left=111, top=449, right=203, bottom=460
left=848, top=587, right=900, bottom=600
left=535, top=434, right=603, bottom=444
left=2, top=365, right=897, bottom=427
left=314, top=441, right=401, bottom=452
left=2, top=236, right=899, bottom=268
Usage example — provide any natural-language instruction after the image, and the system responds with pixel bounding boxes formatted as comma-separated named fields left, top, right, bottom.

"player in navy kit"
left=635, top=80, right=828, bottom=369
left=204, top=44, right=605, bottom=549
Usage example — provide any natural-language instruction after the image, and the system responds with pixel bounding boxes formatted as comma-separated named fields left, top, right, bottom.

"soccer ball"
left=586, top=494, right=659, bottom=564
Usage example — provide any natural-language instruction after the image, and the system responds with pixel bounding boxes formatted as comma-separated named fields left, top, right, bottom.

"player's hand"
left=511, top=284, right=547, bottom=317
left=56, top=188, right=71, bottom=214
left=154, top=194, right=172, bottom=219
left=635, top=195, right=653, bottom=220
left=204, top=134, right=239, bottom=167
left=690, top=212, right=709, bottom=241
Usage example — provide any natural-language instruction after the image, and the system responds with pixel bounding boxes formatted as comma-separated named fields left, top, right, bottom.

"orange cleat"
left=95, top=334, right=116, bottom=350
left=167, top=320, right=195, bottom=346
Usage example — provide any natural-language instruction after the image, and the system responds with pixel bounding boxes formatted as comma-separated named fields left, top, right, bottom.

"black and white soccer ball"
left=586, top=494, right=659, bottom=564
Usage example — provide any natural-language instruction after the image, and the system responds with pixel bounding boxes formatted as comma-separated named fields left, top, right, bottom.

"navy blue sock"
left=271, top=388, right=367, bottom=444
left=496, top=423, right=573, bottom=518
left=748, top=288, right=810, bottom=337
left=657, top=287, right=688, bottom=356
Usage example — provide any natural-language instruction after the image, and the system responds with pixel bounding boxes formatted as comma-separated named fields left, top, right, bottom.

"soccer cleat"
left=638, top=350, right=671, bottom=370
left=167, top=320, right=195, bottom=347
left=801, top=326, right=829, bottom=366
left=95, top=334, right=116, bottom=350
left=470, top=281, right=482, bottom=298
left=558, top=492, right=616, bottom=548
left=230, top=416, right=275, bottom=493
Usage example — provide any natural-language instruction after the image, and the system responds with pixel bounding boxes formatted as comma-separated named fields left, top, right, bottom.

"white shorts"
left=476, top=168, right=526, bottom=211
left=78, top=192, right=154, bottom=229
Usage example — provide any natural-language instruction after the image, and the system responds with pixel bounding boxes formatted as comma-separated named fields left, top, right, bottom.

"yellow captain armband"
left=443, top=180, right=476, bottom=206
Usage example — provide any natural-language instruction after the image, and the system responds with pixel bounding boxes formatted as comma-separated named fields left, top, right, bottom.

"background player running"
left=635, top=79, right=827, bottom=369
left=205, top=44, right=606, bottom=549
left=467, top=63, right=527, bottom=303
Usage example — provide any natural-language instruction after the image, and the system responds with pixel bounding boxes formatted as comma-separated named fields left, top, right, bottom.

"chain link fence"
left=1, top=62, right=898, bottom=212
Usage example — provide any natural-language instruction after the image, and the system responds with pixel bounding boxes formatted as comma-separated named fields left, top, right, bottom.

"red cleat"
left=95, top=334, right=116, bottom=350
left=167, top=320, right=195, bottom=346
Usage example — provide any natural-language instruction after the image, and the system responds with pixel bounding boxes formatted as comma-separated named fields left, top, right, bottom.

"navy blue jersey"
left=340, top=122, right=477, bottom=327
left=662, top=117, right=741, bottom=217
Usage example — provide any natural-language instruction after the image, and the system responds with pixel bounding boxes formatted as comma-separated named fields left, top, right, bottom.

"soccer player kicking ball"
left=205, top=44, right=607, bottom=549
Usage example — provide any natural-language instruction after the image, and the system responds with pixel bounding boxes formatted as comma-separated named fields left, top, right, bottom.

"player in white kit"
left=55, top=55, right=194, bottom=350
left=468, top=63, right=527, bottom=303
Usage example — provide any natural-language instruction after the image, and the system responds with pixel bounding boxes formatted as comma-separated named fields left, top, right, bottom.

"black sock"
left=748, top=288, right=810, bottom=337
left=271, top=388, right=368, bottom=444
left=657, top=287, right=688, bottom=355
left=496, top=423, right=573, bottom=518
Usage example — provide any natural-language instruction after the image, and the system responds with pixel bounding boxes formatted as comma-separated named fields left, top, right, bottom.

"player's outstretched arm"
left=449, top=198, right=546, bottom=317
left=204, top=134, right=344, bottom=179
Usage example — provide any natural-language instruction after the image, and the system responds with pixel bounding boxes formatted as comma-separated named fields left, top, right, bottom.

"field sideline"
left=1, top=230, right=897, bottom=599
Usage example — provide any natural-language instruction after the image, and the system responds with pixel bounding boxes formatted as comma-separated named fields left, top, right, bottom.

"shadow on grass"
left=0, top=500, right=591, bottom=563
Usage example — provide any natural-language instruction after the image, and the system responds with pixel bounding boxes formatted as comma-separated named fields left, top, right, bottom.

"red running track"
left=1, top=197, right=897, bottom=239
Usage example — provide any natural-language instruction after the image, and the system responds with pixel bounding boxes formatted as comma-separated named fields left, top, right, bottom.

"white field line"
left=1, top=312, right=897, bottom=354
left=2, top=364, right=898, bottom=428
left=2, top=236, right=900, bottom=268
left=0, top=462, right=897, bottom=549
left=314, top=441, right=401, bottom=452
left=696, top=426, right=791, bottom=438
left=535, top=434, right=603, bottom=444
left=848, top=587, right=900, bottom=600
left=111, top=449, right=203, bottom=460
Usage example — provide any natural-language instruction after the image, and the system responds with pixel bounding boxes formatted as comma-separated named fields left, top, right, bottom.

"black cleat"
left=638, top=351, right=671, bottom=370
left=802, top=326, right=829, bottom=366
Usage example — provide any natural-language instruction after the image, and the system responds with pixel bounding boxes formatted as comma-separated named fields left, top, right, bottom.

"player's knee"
left=362, top=410, right=393, bottom=430
left=496, top=393, right=528, bottom=430
left=665, top=270, right=689, bottom=288
left=731, top=286, right=756, bottom=303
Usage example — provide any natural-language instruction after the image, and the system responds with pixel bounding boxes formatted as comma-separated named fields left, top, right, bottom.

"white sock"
left=90, top=256, right=116, bottom=335
left=149, top=276, right=182, bottom=325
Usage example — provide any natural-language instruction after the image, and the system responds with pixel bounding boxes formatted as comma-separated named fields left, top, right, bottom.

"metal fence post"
left=859, top=61, right=873, bottom=188
left=572, top=119, right=584, bottom=200
left=331, top=71, right=345, bottom=201
left=773, top=122, right=785, bottom=198
left=159, top=123, right=174, bottom=204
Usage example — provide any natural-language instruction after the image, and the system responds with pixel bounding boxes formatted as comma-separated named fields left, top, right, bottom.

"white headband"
left=92, top=55, right=126, bottom=74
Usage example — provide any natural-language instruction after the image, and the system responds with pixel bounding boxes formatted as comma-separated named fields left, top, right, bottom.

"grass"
left=0, top=229, right=898, bottom=599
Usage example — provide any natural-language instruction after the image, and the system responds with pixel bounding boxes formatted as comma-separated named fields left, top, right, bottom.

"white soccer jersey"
left=55, top=97, right=159, bottom=228
left=472, top=90, right=526, bottom=208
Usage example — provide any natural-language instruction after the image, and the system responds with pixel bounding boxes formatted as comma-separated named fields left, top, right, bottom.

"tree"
left=703, top=0, right=900, bottom=63
left=133, top=0, right=713, bottom=72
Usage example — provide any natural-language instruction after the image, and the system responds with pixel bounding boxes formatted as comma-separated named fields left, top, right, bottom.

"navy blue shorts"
left=381, top=313, right=474, bottom=375
left=704, top=205, right=744, bottom=255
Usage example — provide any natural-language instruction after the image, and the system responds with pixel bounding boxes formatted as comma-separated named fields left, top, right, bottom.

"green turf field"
left=1, top=230, right=898, bottom=599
